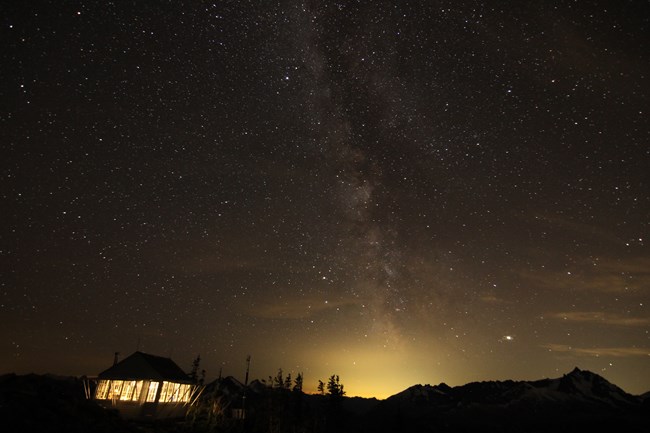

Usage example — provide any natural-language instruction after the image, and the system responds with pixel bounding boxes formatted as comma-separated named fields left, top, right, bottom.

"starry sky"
left=2, top=1, right=649, bottom=399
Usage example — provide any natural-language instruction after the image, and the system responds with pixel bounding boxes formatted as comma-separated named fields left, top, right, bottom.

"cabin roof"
left=98, top=351, right=191, bottom=382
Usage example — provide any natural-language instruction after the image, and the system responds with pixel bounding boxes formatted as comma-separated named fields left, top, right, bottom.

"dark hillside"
left=362, top=369, right=650, bottom=433
left=1, top=370, right=648, bottom=433
left=0, top=373, right=135, bottom=433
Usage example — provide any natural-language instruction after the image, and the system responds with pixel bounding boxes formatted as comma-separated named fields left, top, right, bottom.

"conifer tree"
left=326, top=375, right=345, bottom=398
left=189, top=355, right=201, bottom=384
left=274, top=368, right=284, bottom=388
left=293, top=373, right=303, bottom=392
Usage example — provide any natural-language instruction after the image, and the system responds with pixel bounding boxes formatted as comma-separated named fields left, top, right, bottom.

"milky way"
left=3, top=1, right=649, bottom=398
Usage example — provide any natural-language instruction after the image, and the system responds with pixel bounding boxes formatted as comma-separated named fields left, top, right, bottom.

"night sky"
left=3, top=1, right=649, bottom=399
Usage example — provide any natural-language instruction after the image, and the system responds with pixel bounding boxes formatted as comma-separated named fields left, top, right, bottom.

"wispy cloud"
left=548, top=311, right=650, bottom=327
left=517, top=256, right=650, bottom=294
left=543, top=344, right=650, bottom=358
left=244, top=297, right=365, bottom=320
left=596, top=257, right=650, bottom=275
left=479, top=294, right=509, bottom=304
left=532, top=213, right=624, bottom=245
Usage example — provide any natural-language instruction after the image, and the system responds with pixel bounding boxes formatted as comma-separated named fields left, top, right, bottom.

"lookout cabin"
left=93, top=351, right=196, bottom=420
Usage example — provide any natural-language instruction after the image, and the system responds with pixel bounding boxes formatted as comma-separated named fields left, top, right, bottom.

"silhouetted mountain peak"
left=564, top=366, right=606, bottom=382
left=387, top=368, right=639, bottom=410
left=554, top=367, right=636, bottom=406
left=368, top=369, right=648, bottom=433
left=389, top=383, right=453, bottom=406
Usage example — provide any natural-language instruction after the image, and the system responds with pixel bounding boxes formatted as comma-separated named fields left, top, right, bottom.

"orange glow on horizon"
left=297, top=341, right=445, bottom=399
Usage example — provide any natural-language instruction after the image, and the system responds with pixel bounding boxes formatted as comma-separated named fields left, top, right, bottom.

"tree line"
left=185, top=356, right=351, bottom=433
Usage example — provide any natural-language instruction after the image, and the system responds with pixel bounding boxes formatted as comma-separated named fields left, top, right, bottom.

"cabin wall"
left=93, top=378, right=193, bottom=420
left=154, top=402, right=190, bottom=419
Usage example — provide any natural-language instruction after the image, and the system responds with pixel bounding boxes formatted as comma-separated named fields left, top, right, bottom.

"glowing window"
left=146, top=381, right=159, bottom=402
left=159, top=381, right=176, bottom=402
left=107, top=380, right=124, bottom=399
left=119, top=380, right=143, bottom=401
left=95, top=380, right=110, bottom=399
left=133, top=380, right=143, bottom=401
left=120, top=381, right=134, bottom=401
left=159, top=382, right=191, bottom=403
left=178, top=384, right=191, bottom=402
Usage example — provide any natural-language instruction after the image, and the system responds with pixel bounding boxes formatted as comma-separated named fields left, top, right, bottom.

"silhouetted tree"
left=189, top=355, right=201, bottom=384
left=293, top=373, right=303, bottom=392
left=326, top=374, right=345, bottom=398
left=291, top=372, right=305, bottom=429
left=314, top=374, right=347, bottom=432
left=274, top=368, right=284, bottom=388
left=284, top=373, right=292, bottom=390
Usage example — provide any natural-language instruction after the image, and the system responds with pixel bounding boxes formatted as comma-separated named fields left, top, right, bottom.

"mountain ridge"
left=1, top=368, right=649, bottom=432
left=387, top=366, right=643, bottom=407
left=363, top=367, right=649, bottom=432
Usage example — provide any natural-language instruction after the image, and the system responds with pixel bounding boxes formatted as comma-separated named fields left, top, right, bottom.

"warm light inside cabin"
left=95, top=379, right=190, bottom=403
left=95, top=380, right=143, bottom=401
left=120, top=380, right=143, bottom=401
left=146, top=381, right=159, bottom=402
left=95, top=379, right=110, bottom=399
left=159, top=381, right=192, bottom=403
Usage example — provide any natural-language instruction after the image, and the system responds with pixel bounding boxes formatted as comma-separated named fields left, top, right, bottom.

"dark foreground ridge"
left=365, top=367, right=650, bottom=433
left=1, top=368, right=649, bottom=433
